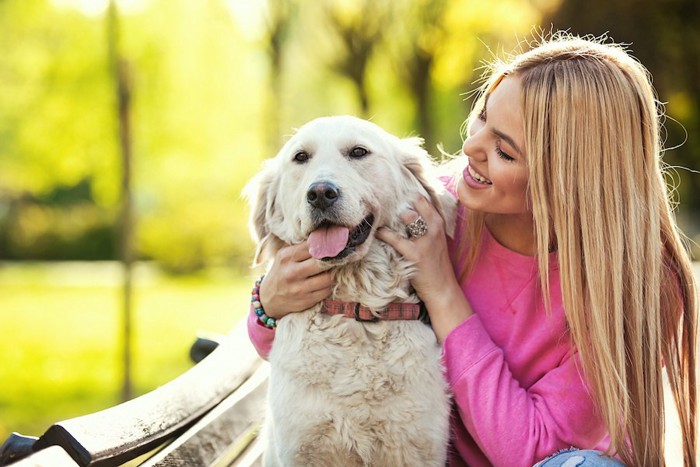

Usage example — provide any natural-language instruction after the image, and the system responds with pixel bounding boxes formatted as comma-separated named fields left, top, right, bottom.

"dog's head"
left=245, top=115, right=455, bottom=267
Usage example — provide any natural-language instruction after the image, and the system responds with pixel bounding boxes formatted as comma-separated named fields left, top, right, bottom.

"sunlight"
left=224, top=0, right=267, bottom=41
left=51, top=0, right=149, bottom=18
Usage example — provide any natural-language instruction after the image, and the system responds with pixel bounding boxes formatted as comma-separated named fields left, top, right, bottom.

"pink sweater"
left=247, top=204, right=610, bottom=466
left=440, top=206, right=609, bottom=465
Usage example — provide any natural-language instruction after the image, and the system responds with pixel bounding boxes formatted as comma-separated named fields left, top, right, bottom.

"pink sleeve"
left=246, top=306, right=275, bottom=360
left=443, top=315, right=608, bottom=466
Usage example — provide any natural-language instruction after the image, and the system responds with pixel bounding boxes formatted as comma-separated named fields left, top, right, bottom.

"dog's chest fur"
left=264, top=246, right=450, bottom=466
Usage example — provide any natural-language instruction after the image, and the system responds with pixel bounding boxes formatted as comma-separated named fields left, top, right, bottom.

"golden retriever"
left=245, top=115, right=454, bottom=466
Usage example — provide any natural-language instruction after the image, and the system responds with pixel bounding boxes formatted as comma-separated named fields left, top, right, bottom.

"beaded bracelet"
left=252, top=274, right=276, bottom=329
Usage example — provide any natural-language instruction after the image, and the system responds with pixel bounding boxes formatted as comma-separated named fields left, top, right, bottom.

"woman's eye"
left=293, top=151, right=309, bottom=163
left=349, top=146, right=369, bottom=159
left=496, top=145, right=515, bottom=162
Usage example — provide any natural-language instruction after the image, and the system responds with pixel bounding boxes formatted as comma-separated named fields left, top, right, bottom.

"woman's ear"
left=243, top=161, right=283, bottom=266
left=399, top=137, right=457, bottom=238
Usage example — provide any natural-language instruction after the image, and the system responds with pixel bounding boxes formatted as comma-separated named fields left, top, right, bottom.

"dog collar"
left=321, top=300, right=430, bottom=324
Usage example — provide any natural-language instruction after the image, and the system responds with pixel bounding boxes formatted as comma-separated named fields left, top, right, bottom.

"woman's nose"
left=462, top=134, right=487, bottom=162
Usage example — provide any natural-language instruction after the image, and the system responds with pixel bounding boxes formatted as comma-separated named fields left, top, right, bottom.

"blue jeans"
left=534, top=449, right=625, bottom=466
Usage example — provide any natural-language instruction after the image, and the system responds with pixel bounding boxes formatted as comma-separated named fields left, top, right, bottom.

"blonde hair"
left=460, top=33, right=698, bottom=465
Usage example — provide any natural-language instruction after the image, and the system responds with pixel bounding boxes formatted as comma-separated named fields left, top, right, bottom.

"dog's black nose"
left=307, top=181, right=340, bottom=210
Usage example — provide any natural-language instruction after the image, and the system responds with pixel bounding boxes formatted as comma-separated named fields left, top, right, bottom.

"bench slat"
left=230, top=435, right=264, bottom=467
left=32, top=321, right=262, bottom=467
left=141, top=364, right=268, bottom=466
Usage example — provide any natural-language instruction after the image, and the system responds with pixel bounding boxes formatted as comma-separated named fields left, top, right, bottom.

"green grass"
left=0, top=261, right=255, bottom=440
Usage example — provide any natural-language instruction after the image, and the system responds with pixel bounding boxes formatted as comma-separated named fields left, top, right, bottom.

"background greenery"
left=1, top=0, right=698, bottom=450
left=0, top=262, right=251, bottom=440
left=0, top=0, right=698, bottom=270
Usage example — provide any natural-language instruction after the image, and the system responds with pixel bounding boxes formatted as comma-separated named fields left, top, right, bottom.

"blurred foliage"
left=0, top=0, right=698, bottom=271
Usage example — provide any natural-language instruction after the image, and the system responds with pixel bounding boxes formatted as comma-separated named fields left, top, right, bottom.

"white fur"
left=245, top=116, right=455, bottom=466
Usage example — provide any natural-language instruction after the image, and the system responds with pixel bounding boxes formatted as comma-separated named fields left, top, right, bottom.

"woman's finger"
left=398, top=203, right=421, bottom=225
left=258, top=240, right=337, bottom=319
left=413, top=195, right=444, bottom=225
left=284, top=241, right=311, bottom=263
left=279, top=241, right=331, bottom=278
left=305, top=270, right=334, bottom=293
left=376, top=227, right=413, bottom=258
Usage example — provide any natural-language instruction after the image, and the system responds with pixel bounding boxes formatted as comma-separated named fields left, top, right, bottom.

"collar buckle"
left=354, top=303, right=379, bottom=322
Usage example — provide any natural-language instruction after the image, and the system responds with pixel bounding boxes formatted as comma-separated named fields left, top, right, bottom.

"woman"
left=248, top=34, right=698, bottom=466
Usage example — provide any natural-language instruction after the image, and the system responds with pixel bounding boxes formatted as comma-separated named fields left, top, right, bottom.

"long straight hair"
left=459, top=34, right=697, bottom=466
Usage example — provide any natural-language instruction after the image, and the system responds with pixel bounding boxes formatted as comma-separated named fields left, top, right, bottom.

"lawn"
left=0, top=261, right=255, bottom=441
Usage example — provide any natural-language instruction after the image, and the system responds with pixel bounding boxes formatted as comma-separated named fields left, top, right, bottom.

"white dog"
left=245, top=116, right=454, bottom=466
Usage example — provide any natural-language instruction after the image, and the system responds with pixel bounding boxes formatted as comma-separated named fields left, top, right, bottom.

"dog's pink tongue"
left=308, top=225, right=349, bottom=259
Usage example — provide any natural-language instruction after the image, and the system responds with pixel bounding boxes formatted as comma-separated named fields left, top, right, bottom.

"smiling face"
left=247, top=115, right=446, bottom=265
left=457, top=75, right=530, bottom=217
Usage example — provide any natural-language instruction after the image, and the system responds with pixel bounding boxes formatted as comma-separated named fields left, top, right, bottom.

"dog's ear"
left=243, top=161, right=285, bottom=267
left=399, top=137, right=457, bottom=238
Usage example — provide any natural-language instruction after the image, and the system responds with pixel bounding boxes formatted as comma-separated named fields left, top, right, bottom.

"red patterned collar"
left=321, top=300, right=429, bottom=323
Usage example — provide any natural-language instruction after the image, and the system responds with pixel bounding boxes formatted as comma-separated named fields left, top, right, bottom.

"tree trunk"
left=108, top=0, right=135, bottom=403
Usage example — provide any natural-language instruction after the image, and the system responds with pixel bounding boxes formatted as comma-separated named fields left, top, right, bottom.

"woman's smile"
left=463, top=161, right=492, bottom=187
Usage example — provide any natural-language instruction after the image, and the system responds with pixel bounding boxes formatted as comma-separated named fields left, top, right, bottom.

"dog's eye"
left=349, top=146, right=369, bottom=159
left=293, top=151, right=310, bottom=163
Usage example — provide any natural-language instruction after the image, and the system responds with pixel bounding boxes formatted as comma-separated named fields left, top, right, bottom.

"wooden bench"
left=0, top=321, right=268, bottom=467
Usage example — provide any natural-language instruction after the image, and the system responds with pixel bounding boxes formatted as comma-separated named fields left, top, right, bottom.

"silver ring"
left=406, top=216, right=428, bottom=238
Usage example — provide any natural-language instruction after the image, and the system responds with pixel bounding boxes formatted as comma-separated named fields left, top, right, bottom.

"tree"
left=315, top=0, right=392, bottom=116
left=261, top=0, right=294, bottom=153
left=386, top=0, right=448, bottom=152
left=107, top=0, right=135, bottom=402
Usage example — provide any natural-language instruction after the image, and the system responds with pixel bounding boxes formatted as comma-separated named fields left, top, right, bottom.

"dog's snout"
left=307, top=181, right=340, bottom=210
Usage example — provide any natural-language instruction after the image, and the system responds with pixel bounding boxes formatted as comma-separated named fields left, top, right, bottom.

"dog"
left=245, top=115, right=454, bottom=466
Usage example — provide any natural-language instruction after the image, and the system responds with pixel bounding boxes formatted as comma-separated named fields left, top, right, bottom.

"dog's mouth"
left=307, top=214, right=375, bottom=261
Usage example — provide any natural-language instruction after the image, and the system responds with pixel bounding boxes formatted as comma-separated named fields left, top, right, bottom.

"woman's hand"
left=376, top=196, right=472, bottom=342
left=258, top=241, right=334, bottom=320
